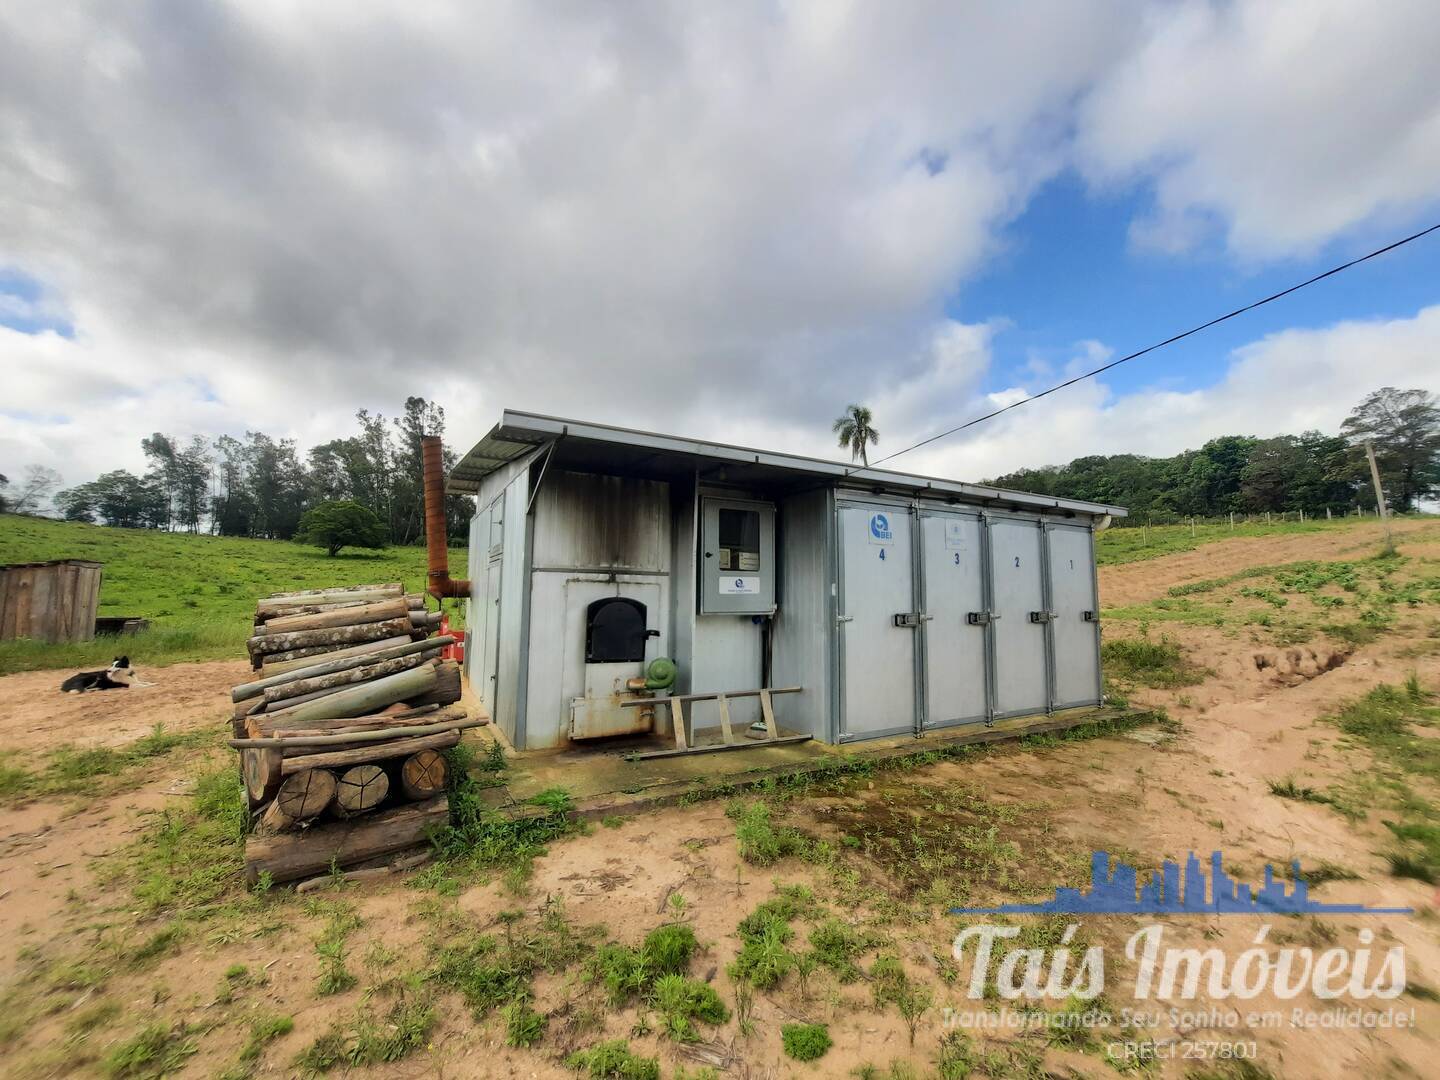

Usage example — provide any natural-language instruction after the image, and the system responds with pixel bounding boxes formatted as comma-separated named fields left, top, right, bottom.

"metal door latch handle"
left=1082, top=610, right=1098, bottom=622
left=1028, top=610, right=1055, bottom=623
left=967, top=611, right=999, bottom=625
left=892, top=612, right=922, bottom=628
left=836, top=614, right=854, bottom=623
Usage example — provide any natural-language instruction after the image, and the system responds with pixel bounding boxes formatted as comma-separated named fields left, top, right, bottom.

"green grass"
left=0, top=513, right=466, bottom=673
left=1093, top=517, right=1369, bottom=566
left=565, top=1040, right=660, bottom=1080
left=1325, top=679, right=1440, bottom=883
left=0, top=724, right=218, bottom=805
left=1101, top=635, right=1208, bottom=688
left=780, top=1022, right=832, bottom=1062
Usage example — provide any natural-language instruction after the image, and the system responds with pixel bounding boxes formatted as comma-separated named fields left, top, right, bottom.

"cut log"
left=260, top=768, right=338, bottom=830
left=244, top=795, right=449, bottom=885
left=334, top=764, right=389, bottom=815
left=247, top=616, right=414, bottom=659
left=258, top=636, right=412, bottom=675
left=266, top=582, right=403, bottom=599
left=403, top=659, right=462, bottom=709
left=261, top=650, right=440, bottom=707
left=232, top=637, right=455, bottom=702
left=280, top=728, right=462, bottom=776
left=248, top=704, right=452, bottom=738
left=401, top=750, right=448, bottom=801
left=261, top=598, right=411, bottom=636
left=408, top=609, right=443, bottom=627
left=236, top=714, right=480, bottom=749
left=256, top=585, right=403, bottom=617
left=277, top=663, right=439, bottom=724
left=242, top=747, right=283, bottom=804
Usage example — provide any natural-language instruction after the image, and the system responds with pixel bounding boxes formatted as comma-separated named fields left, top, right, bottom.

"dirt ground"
left=2, top=520, right=1439, bottom=1079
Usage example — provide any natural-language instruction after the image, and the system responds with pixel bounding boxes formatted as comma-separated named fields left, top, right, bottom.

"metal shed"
left=0, top=559, right=103, bottom=643
left=448, top=411, right=1125, bottom=752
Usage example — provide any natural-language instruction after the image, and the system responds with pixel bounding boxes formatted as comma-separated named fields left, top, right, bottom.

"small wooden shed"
left=0, top=560, right=103, bottom=643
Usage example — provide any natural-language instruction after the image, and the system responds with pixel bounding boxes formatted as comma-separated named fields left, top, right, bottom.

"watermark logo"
left=951, top=851, right=1411, bottom=916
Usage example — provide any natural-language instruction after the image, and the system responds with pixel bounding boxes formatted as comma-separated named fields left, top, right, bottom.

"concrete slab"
left=466, top=704, right=1156, bottom=822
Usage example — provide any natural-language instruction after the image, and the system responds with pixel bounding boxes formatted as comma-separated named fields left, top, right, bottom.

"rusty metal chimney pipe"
left=421, top=434, right=470, bottom=599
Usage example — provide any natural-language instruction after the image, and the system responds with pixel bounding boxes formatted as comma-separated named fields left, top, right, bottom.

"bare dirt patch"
left=2, top=524, right=1440, bottom=1078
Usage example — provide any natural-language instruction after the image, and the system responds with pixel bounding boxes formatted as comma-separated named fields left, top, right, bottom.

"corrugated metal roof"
left=449, top=410, right=1127, bottom=518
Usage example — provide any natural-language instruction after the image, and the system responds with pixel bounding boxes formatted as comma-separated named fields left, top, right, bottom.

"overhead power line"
left=853, top=221, right=1440, bottom=475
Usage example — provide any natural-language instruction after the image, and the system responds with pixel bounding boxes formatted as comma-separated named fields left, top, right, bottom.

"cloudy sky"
left=3, top=0, right=1440, bottom=493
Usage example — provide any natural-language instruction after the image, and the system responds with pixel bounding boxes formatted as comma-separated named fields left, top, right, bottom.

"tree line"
left=985, top=387, right=1440, bottom=519
left=47, top=396, right=471, bottom=544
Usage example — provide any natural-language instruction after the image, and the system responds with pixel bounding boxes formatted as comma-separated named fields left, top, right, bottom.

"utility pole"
left=1364, top=440, right=1393, bottom=549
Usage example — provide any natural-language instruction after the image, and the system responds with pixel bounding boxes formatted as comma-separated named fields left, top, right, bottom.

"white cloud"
left=899, top=305, right=1440, bottom=485
left=1077, top=0, right=1440, bottom=258
left=0, top=2, right=1438, bottom=492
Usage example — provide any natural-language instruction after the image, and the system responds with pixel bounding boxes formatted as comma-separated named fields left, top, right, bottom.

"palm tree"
left=833, top=404, right=879, bottom=467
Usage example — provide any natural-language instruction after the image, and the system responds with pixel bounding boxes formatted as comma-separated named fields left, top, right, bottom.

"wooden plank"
left=716, top=693, right=734, bottom=746
left=630, top=735, right=813, bottom=761
left=30, top=566, right=53, bottom=643
left=619, top=686, right=802, bottom=707
left=671, top=698, right=688, bottom=751
left=759, top=689, right=779, bottom=740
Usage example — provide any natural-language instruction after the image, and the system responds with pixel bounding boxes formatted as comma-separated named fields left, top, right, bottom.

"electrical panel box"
left=699, top=497, right=776, bottom=614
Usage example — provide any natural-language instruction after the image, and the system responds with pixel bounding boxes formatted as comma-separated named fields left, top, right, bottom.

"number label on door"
left=954, top=553, right=960, bottom=565
left=1014, top=556, right=1021, bottom=568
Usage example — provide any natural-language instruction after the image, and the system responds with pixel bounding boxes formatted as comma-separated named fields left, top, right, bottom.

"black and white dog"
left=60, top=656, right=137, bottom=693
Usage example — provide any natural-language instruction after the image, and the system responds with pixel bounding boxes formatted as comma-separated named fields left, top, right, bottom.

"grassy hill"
left=0, top=514, right=467, bottom=674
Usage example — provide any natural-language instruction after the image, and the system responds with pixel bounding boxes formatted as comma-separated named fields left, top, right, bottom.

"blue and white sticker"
left=868, top=512, right=893, bottom=546
left=721, top=576, right=760, bottom=595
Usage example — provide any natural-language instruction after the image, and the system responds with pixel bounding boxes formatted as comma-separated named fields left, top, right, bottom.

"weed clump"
left=1101, top=636, right=1207, bottom=688
left=103, top=1021, right=199, bottom=1078
left=780, top=1022, right=832, bottom=1061
left=651, top=974, right=730, bottom=1041
left=565, top=1039, right=660, bottom=1079
left=728, top=801, right=810, bottom=865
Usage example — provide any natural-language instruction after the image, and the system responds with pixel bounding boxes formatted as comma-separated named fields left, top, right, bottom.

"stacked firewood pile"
left=228, top=582, right=481, bottom=887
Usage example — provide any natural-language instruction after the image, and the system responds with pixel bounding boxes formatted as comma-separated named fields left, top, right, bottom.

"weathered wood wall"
left=0, top=560, right=103, bottom=643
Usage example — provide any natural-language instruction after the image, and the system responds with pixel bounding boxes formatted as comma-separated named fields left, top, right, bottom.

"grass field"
left=1093, top=515, right=1381, bottom=564
left=0, top=511, right=1418, bottom=674
left=0, top=514, right=466, bottom=674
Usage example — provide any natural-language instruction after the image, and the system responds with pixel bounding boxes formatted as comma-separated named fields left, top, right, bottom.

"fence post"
left=1229, top=512, right=1234, bottom=531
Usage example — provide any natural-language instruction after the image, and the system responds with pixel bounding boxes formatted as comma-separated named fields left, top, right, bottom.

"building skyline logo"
left=952, top=851, right=1411, bottom=916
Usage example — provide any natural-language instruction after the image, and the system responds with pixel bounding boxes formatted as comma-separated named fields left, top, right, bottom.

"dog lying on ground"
left=60, top=656, right=137, bottom=693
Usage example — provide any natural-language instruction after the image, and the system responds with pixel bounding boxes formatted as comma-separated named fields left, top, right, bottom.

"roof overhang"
left=448, top=410, right=1128, bottom=518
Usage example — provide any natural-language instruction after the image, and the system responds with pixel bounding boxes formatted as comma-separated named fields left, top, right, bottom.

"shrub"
left=780, top=1022, right=832, bottom=1062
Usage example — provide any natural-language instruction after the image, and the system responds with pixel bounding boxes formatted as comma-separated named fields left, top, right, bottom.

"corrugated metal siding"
left=493, top=473, right=530, bottom=744
left=531, top=470, right=670, bottom=572
left=771, top=489, right=832, bottom=739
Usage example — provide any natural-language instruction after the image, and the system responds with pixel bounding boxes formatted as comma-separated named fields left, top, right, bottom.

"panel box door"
left=987, top=516, right=1049, bottom=719
left=919, top=511, right=988, bottom=729
left=837, top=502, right=917, bottom=740
left=1045, top=524, right=1102, bottom=709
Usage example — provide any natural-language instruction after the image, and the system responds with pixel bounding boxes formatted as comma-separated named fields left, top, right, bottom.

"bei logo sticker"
left=868, top=512, right=893, bottom=546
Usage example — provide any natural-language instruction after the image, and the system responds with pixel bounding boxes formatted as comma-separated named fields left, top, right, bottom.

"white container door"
left=919, top=511, right=988, bottom=729
left=1045, top=524, right=1102, bottom=709
left=838, top=502, right=917, bottom=740
left=987, top=517, right=1049, bottom=719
